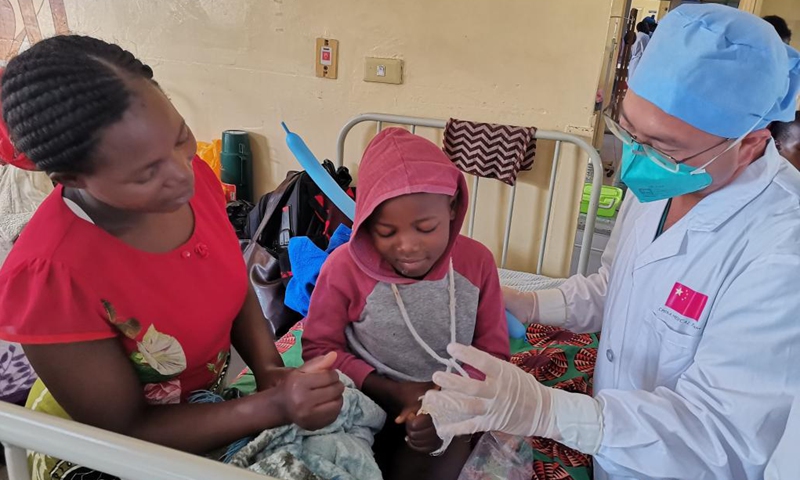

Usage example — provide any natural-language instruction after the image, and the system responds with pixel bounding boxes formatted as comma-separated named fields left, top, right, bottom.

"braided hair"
left=1, top=35, right=156, bottom=173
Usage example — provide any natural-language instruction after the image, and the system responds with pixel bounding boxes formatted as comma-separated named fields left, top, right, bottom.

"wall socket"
left=364, top=57, right=403, bottom=85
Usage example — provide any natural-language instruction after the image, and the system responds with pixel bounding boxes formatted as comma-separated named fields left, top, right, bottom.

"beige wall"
left=759, top=0, right=800, bottom=50
left=631, top=0, right=662, bottom=21
left=43, top=0, right=610, bottom=276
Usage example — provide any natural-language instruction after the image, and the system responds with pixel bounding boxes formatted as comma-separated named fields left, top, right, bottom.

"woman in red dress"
left=0, top=35, right=344, bottom=480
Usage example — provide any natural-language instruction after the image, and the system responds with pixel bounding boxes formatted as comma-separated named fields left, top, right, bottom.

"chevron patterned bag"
left=443, top=118, right=537, bottom=186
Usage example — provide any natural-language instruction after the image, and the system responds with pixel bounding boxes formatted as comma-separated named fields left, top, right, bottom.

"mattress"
left=498, top=268, right=566, bottom=292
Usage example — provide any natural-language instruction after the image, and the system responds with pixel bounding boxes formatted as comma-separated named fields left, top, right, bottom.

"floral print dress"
left=0, top=160, right=248, bottom=480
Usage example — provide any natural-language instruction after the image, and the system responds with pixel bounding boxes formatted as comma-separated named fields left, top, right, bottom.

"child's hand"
left=405, top=412, right=443, bottom=453
left=393, top=381, right=437, bottom=424
left=276, top=352, right=345, bottom=430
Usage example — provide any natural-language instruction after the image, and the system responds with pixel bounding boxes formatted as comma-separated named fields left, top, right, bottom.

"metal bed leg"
left=411, top=125, right=416, bottom=134
left=467, top=176, right=480, bottom=238
left=377, top=121, right=383, bottom=134
left=537, top=141, right=562, bottom=274
left=4, top=444, right=28, bottom=480
left=500, top=183, right=517, bottom=269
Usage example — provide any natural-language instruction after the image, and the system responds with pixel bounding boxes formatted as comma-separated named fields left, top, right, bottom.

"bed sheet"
left=498, top=268, right=565, bottom=292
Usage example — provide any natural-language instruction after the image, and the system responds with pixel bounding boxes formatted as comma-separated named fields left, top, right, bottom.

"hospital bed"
left=0, top=114, right=603, bottom=480
left=337, top=113, right=604, bottom=288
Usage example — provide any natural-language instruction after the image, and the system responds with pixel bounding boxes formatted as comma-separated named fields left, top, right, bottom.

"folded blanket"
left=228, top=372, right=386, bottom=480
left=443, top=119, right=537, bottom=186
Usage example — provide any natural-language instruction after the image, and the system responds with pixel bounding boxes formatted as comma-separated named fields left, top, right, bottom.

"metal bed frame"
left=0, top=401, right=272, bottom=480
left=337, top=113, right=603, bottom=276
left=0, top=114, right=603, bottom=480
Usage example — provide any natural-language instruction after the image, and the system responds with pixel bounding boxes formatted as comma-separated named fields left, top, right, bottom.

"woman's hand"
left=22, top=339, right=332, bottom=455
left=274, top=352, right=345, bottom=431
left=256, top=366, right=292, bottom=391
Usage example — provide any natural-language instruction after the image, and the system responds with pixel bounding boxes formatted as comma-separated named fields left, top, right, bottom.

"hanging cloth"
left=443, top=118, right=537, bottom=186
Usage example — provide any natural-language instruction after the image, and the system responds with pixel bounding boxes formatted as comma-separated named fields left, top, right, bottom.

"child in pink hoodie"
left=303, top=128, right=509, bottom=480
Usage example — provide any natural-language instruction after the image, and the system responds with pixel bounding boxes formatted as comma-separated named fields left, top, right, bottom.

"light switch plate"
left=316, top=38, right=338, bottom=79
left=364, top=57, right=403, bottom=84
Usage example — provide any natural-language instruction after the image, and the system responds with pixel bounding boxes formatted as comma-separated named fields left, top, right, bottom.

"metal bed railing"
left=0, top=401, right=274, bottom=480
left=336, top=113, right=603, bottom=276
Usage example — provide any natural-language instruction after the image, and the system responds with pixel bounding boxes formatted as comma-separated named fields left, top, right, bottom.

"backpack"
left=242, top=160, right=355, bottom=337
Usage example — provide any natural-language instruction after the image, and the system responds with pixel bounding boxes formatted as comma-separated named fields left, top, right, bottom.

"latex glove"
left=424, top=344, right=604, bottom=455
left=502, top=286, right=538, bottom=325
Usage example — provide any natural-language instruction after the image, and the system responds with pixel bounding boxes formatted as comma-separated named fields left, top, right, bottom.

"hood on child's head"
left=350, top=128, right=468, bottom=284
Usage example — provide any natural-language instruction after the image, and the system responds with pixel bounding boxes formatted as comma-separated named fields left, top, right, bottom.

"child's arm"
left=363, top=374, right=441, bottom=453
left=466, top=250, right=511, bottom=378
left=302, top=251, right=376, bottom=388
left=362, top=374, right=434, bottom=418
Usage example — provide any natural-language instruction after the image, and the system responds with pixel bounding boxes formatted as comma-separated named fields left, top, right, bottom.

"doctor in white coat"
left=422, top=5, right=800, bottom=480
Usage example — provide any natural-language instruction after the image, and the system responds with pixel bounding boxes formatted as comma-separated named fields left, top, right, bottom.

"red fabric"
left=0, top=159, right=248, bottom=399
left=303, top=128, right=508, bottom=388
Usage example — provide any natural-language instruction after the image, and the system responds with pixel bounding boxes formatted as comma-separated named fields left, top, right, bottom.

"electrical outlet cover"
left=365, top=57, right=402, bottom=84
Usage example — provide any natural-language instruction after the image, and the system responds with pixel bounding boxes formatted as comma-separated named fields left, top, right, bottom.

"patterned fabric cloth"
left=460, top=324, right=599, bottom=480
left=513, top=324, right=598, bottom=480
left=0, top=341, right=36, bottom=404
left=443, top=119, right=537, bottom=186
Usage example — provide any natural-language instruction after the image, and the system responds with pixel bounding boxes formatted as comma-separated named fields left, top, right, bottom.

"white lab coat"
left=628, top=32, right=650, bottom=79
left=538, top=143, right=800, bottom=479
left=764, top=397, right=800, bottom=480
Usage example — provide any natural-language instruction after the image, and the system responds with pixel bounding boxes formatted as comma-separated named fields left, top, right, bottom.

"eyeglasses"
left=603, top=111, right=731, bottom=173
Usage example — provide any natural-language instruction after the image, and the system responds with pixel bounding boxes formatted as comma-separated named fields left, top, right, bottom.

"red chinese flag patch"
left=665, top=282, right=708, bottom=321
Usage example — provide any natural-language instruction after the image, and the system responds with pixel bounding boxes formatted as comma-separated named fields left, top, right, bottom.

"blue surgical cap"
left=629, top=4, right=800, bottom=138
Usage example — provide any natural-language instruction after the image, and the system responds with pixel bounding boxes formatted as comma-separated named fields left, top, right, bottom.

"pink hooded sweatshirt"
left=302, top=128, right=509, bottom=388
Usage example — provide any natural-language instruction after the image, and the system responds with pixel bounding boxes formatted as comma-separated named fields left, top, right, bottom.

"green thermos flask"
left=220, top=130, right=253, bottom=202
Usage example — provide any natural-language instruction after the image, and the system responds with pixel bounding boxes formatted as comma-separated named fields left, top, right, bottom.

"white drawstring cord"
left=447, top=258, right=457, bottom=374
left=391, top=258, right=469, bottom=378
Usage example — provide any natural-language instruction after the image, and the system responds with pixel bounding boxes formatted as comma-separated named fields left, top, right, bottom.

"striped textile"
left=443, top=118, right=537, bottom=186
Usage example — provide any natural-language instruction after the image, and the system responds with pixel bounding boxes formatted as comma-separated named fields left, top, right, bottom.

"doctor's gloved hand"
left=423, top=344, right=604, bottom=455
left=502, top=286, right=538, bottom=325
